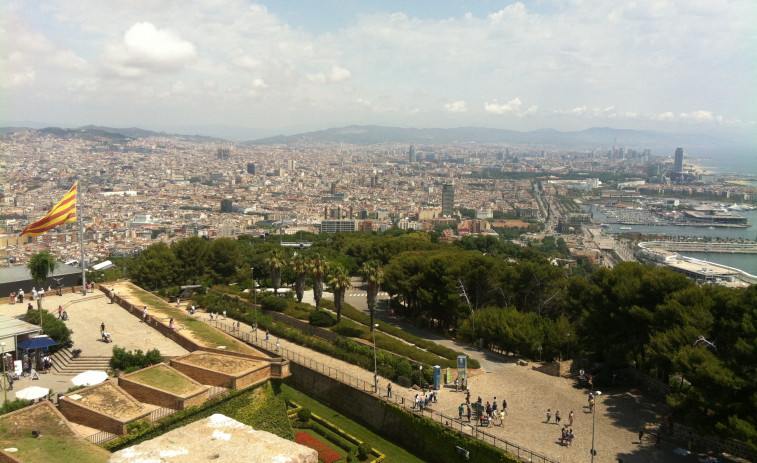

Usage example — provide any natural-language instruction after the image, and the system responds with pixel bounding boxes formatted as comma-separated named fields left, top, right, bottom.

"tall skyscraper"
left=408, top=144, right=416, bottom=163
left=441, top=183, right=454, bottom=217
left=220, top=198, right=233, bottom=212
left=246, top=163, right=255, bottom=174
left=674, top=147, right=684, bottom=173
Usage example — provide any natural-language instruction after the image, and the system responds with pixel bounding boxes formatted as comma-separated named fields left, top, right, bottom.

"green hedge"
left=383, top=403, right=519, bottom=463
left=331, top=300, right=481, bottom=369
left=198, top=291, right=470, bottom=385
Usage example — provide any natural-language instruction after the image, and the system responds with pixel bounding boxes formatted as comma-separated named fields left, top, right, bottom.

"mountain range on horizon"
left=1, top=124, right=753, bottom=154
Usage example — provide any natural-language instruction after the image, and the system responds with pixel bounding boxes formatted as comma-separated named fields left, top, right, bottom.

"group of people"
left=545, top=407, right=577, bottom=447
left=545, top=408, right=575, bottom=426
left=413, top=391, right=437, bottom=411
left=9, top=286, right=52, bottom=304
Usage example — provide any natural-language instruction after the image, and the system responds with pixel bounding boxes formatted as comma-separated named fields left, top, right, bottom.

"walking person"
left=458, top=404, right=464, bottom=421
left=142, top=306, right=148, bottom=322
left=58, top=305, right=63, bottom=319
left=546, top=408, right=552, bottom=423
left=502, top=398, right=508, bottom=415
left=555, top=410, right=561, bottom=425
left=387, top=382, right=392, bottom=398
left=568, top=410, right=574, bottom=426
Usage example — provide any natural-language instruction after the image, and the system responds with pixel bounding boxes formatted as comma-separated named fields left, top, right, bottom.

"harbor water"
left=582, top=205, right=757, bottom=275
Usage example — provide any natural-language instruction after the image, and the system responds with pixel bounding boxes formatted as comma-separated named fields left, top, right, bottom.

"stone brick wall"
left=233, top=364, right=271, bottom=389
left=59, top=398, right=131, bottom=435
left=0, top=450, right=24, bottom=463
left=667, top=423, right=756, bottom=461
left=169, top=360, right=235, bottom=388
left=615, top=367, right=670, bottom=399
left=533, top=360, right=574, bottom=377
left=117, top=376, right=210, bottom=410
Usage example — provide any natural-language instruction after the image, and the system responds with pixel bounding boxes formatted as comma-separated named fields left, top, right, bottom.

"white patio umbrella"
left=71, top=370, right=109, bottom=387
left=14, top=386, right=50, bottom=401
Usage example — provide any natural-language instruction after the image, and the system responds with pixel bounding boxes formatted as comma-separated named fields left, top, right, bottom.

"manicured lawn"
left=127, top=287, right=255, bottom=354
left=281, top=384, right=425, bottom=463
left=128, top=365, right=200, bottom=395
left=0, top=405, right=110, bottom=463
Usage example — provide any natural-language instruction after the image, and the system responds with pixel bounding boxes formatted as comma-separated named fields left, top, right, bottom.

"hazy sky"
left=2, top=0, right=756, bottom=136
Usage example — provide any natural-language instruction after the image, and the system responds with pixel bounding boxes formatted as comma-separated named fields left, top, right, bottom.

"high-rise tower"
left=408, top=145, right=416, bottom=163
left=674, top=148, right=684, bottom=174
left=441, top=183, right=454, bottom=217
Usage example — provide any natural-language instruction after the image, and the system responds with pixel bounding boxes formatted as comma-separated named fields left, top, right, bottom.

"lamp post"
left=252, top=267, right=257, bottom=341
left=590, top=391, right=602, bottom=463
left=372, top=323, right=378, bottom=393
left=1, top=342, right=6, bottom=403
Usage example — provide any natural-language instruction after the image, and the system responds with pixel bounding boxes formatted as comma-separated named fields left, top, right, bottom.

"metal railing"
left=208, top=385, right=230, bottom=399
left=85, top=429, right=118, bottom=445
left=210, top=319, right=560, bottom=463
left=149, top=404, right=179, bottom=423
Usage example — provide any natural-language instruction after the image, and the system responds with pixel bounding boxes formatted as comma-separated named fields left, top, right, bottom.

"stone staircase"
left=51, top=348, right=111, bottom=376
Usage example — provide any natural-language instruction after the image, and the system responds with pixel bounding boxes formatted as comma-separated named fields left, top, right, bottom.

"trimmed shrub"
left=110, top=347, right=163, bottom=371
left=309, top=310, right=336, bottom=327
left=357, top=442, right=371, bottom=460
left=261, top=295, right=288, bottom=312
left=297, top=407, right=312, bottom=422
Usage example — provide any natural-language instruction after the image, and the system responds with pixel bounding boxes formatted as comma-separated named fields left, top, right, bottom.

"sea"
left=688, top=148, right=757, bottom=179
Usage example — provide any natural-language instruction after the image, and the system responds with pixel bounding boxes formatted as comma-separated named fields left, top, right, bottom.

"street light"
left=1, top=342, right=6, bottom=403
left=252, top=267, right=257, bottom=341
left=372, top=323, right=378, bottom=393
left=590, top=391, right=602, bottom=463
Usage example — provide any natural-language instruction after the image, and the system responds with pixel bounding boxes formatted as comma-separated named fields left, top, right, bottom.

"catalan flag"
left=20, top=182, right=78, bottom=236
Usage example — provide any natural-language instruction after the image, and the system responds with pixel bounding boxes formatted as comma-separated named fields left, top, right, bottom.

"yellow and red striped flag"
left=20, top=182, right=78, bottom=236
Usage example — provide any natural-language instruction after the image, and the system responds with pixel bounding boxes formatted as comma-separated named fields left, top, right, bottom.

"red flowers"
left=295, top=431, right=342, bottom=463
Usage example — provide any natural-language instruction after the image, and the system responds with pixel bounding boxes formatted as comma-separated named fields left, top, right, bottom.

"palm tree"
left=310, top=253, right=328, bottom=310
left=266, top=249, right=287, bottom=295
left=291, top=253, right=308, bottom=303
left=327, top=266, right=352, bottom=323
left=360, top=260, right=383, bottom=330
left=27, top=250, right=58, bottom=285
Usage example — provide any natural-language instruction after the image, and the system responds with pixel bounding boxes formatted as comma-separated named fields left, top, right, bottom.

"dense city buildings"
left=0, top=128, right=755, bottom=276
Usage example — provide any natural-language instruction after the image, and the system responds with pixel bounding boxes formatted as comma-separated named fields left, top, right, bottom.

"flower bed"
left=295, top=431, right=342, bottom=463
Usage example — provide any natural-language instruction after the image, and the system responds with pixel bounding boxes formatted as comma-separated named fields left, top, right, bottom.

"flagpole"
left=79, top=181, right=87, bottom=296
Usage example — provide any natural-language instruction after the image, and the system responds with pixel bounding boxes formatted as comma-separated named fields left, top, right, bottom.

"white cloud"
left=679, top=110, right=714, bottom=121
left=307, top=65, right=352, bottom=83
left=104, top=22, right=197, bottom=78
left=484, top=98, right=537, bottom=117
left=654, top=112, right=676, bottom=120
left=3, top=0, right=754, bottom=133
left=444, top=101, right=468, bottom=114
left=484, top=98, right=523, bottom=115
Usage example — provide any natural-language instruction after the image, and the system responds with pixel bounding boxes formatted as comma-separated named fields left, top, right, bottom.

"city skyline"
left=3, top=0, right=756, bottom=140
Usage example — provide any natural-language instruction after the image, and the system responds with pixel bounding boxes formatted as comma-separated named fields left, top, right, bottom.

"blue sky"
left=2, top=0, right=756, bottom=138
